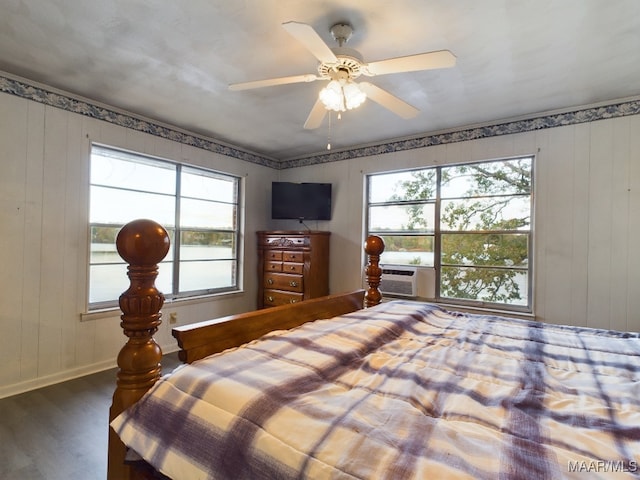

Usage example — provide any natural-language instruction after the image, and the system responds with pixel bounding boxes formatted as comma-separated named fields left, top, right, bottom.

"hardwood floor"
left=0, top=353, right=181, bottom=480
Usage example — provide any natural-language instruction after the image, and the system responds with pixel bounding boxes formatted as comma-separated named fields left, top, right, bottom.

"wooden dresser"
left=257, top=231, right=330, bottom=308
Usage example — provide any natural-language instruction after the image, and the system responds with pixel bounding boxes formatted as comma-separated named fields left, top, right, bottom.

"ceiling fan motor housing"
left=317, top=23, right=364, bottom=79
left=318, top=47, right=364, bottom=79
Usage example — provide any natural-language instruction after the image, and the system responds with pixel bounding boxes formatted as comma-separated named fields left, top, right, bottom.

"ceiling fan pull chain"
left=327, top=112, right=332, bottom=150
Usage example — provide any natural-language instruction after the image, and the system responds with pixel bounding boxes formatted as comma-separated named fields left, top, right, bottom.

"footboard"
left=173, top=289, right=366, bottom=363
left=107, top=219, right=385, bottom=480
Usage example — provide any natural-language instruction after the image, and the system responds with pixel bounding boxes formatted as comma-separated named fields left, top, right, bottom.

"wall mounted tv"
left=271, top=182, right=332, bottom=221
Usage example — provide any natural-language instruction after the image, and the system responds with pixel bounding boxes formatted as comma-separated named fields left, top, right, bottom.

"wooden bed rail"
left=107, top=218, right=384, bottom=480
left=173, top=290, right=367, bottom=363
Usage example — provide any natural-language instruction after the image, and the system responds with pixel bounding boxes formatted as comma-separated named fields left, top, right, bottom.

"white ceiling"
left=1, top=1, right=639, bottom=161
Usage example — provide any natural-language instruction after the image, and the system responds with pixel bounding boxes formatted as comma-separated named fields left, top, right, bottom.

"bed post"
left=108, top=219, right=170, bottom=480
left=363, top=235, right=385, bottom=307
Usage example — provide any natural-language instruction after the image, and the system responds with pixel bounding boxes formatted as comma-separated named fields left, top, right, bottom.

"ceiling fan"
left=229, top=21, right=456, bottom=129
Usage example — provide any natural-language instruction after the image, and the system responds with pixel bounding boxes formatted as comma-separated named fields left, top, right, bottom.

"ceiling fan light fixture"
left=342, top=81, right=366, bottom=109
left=319, top=79, right=366, bottom=112
left=319, top=79, right=344, bottom=111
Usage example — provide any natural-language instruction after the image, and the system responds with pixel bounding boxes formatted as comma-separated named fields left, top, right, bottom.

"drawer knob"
left=267, top=296, right=274, bottom=302
left=290, top=299, right=297, bottom=303
left=289, top=281, right=298, bottom=287
left=267, top=278, right=274, bottom=285
left=289, top=266, right=295, bottom=270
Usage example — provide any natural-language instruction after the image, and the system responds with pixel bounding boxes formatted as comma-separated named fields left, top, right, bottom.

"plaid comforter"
left=111, top=301, right=640, bottom=479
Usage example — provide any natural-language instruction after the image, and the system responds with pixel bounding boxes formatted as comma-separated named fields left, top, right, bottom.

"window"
left=89, top=145, right=241, bottom=310
left=367, top=156, right=533, bottom=311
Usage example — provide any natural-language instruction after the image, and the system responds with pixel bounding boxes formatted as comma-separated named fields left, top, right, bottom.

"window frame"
left=366, top=155, right=534, bottom=313
left=88, top=144, right=242, bottom=311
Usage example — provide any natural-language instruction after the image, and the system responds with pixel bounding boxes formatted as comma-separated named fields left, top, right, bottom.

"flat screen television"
left=271, top=182, right=332, bottom=220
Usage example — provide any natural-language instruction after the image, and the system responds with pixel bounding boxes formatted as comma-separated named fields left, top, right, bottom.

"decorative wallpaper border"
left=281, top=99, right=640, bottom=169
left=2, top=73, right=639, bottom=170
left=0, top=74, right=280, bottom=169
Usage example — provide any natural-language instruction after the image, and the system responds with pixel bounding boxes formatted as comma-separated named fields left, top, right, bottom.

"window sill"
left=80, top=289, right=246, bottom=322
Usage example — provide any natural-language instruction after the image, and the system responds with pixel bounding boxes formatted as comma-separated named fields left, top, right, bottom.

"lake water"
left=90, top=245, right=235, bottom=304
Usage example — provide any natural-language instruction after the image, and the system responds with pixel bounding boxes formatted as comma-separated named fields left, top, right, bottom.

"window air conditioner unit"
left=379, top=265, right=417, bottom=297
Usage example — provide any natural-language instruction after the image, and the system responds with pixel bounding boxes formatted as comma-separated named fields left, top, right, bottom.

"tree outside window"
left=367, top=156, right=533, bottom=311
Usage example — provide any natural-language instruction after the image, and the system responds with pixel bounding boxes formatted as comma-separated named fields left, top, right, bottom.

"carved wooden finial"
left=116, top=218, right=171, bottom=266
left=108, top=219, right=170, bottom=480
left=363, top=235, right=385, bottom=307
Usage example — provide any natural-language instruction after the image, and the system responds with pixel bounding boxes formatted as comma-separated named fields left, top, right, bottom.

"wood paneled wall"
left=0, top=91, right=276, bottom=397
left=279, top=117, right=640, bottom=333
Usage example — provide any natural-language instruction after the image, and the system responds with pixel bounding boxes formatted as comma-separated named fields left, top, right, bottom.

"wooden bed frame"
left=107, top=219, right=385, bottom=480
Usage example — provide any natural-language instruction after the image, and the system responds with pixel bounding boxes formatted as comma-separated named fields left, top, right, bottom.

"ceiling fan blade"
left=304, top=98, right=327, bottom=129
left=282, top=21, right=338, bottom=64
left=229, top=73, right=319, bottom=91
left=364, top=50, right=456, bottom=76
left=359, top=82, right=419, bottom=119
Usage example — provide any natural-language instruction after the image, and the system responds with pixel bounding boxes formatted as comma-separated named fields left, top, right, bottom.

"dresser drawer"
left=282, top=262, right=303, bottom=274
left=283, top=251, right=303, bottom=262
left=262, top=236, right=307, bottom=248
left=265, top=261, right=282, bottom=272
left=264, top=272, right=303, bottom=292
left=266, top=250, right=283, bottom=261
left=263, top=290, right=304, bottom=307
